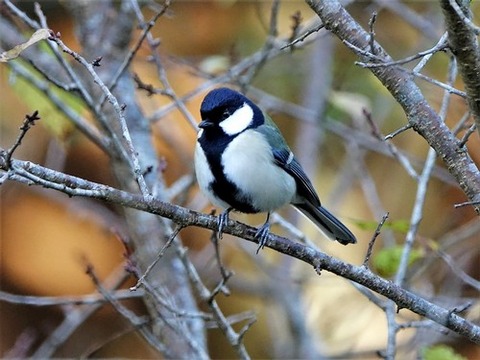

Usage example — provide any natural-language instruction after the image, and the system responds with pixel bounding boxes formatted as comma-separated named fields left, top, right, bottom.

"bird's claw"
left=217, top=208, right=231, bottom=239
left=255, top=222, right=270, bottom=254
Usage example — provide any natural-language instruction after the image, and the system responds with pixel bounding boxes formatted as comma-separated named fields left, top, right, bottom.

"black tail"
left=294, top=203, right=356, bottom=245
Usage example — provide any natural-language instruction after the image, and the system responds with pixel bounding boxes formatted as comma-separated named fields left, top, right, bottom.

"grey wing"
left=273, top=148, right=357, bottom=244
left=272, top=148, right=321, bottom=207
left=256, top=119, right=321, bottom=207
left=256, top=120, right=357, bottom=244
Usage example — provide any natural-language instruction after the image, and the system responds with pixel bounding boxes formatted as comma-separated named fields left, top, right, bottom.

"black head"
left=199, top=87, right=264, bottom=136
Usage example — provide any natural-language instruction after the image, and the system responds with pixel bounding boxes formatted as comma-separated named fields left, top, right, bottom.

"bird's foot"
left=217, top=208, right=232, bottom=239
left=255, top=222, right=270, bottom=254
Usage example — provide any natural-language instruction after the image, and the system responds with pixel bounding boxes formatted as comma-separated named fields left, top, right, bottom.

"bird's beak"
left=199, top=120, right=214, bottom=129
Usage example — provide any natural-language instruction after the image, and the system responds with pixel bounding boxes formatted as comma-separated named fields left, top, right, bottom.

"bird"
left=194, top=87, right=356, bottom=252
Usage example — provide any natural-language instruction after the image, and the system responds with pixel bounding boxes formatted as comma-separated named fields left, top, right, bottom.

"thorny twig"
left=364, top=108, right=419, bottom=180
left=6, top=60, right=111, bottom=153
left=362, top=212, right=389, bottom=268
left=47, top=32, right=151, bottom=196
left=357, top=32, right=449, bottom=68
left=98, top=0, right=171, bottom=108
left=281, top=22, right=324, bottom=50
left=84, top=263, right=171, bottom=356
left=368, top=11, right=377, bottom=55
left=130, top=0, right=198, bottom=130
left=130, top=225, right=183, bottom=291
left=287, top=10, right=303, bottom=46
left=210, top=229, right=233, bottom=293
left=5, top=110, right=40, bottom=167
left=458, top=123, right=477, bottom=148
left=0, top=289, right=144, bottom=307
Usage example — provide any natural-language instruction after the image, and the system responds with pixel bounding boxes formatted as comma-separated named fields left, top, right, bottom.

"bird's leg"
left=255, top=212, right=271, bottom=253
left=217, top=207, right=233, bottom=239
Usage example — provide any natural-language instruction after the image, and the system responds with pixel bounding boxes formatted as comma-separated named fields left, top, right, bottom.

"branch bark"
left=440, top=0, right=480, bottom=138
left=1, top=151, right=479, bottom=344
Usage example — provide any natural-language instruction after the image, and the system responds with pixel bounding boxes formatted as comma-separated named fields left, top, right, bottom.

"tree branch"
left=1, top=151, right=479, bottom=344
left=440, top=0, right=480, bottom=138
left=305, top=0, right=480, bottom=213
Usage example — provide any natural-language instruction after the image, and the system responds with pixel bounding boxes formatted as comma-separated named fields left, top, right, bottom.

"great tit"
left=194, top=87, right=357, bottom=252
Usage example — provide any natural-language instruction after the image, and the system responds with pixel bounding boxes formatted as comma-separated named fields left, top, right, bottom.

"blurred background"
left=1, top=0, right=479, bottom=358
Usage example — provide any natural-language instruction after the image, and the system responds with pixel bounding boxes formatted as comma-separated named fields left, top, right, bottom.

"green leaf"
left=352, top=219, right=409, bottom=234
left=372, top=245, right=423, bottom=277
left=422, top=345, right=466, bottom=360
left=10, top=65, right=84, bottom=139
left=384, top=219, right=410, bottom=233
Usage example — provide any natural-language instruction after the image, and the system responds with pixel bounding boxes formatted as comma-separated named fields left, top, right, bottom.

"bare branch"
left=306, top=0, right=480, bottom=213
left=357, top=32, right=448, bottom=69
left=0, top=289, right=144, bottom=307
left=1, top=152, right=479, bottom=344
left=130, top=225, right=182, bottom=291
left=440, top=0, right=480, bottom=137
left=47, top=33, right=150, bottom=196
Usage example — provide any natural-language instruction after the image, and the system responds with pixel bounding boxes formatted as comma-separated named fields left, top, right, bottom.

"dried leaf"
left=0, top=28, right=51, bottom=62
left=330, top=91, right=371, bottom=120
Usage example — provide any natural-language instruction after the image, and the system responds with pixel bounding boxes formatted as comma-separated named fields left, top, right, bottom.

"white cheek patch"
left=197, top=128, right=204, bottom=139
left=220, top=103, right=254, bottom=136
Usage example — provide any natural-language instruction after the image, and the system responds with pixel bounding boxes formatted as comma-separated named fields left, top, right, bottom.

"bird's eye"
left=222, top=109, right=230, bottom=119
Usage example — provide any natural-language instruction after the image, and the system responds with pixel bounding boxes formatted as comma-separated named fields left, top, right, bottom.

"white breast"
left=221, top=130, right=296, bottom=212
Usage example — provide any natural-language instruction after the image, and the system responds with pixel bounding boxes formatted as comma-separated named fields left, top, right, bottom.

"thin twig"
left=210, top=231, right=233, bottom=294
left=48, top=33, right=150, bottom=196
left=130, top=225, right=182, bottom=291
left=452, top=110, right=472, bottom=135
left=7, top=61, right=111, bottom=153
left=176, top=245, right=252, bottom=360
left=374, top=0, right=438, bottom=39
left=5, top=111, right=40, bottom=166
left=410, top=70, right=466, bottom=98
left=395, top=55, right=457, bottom=288
left=98, top=1, right=171, bottom=109
left=357, top=32, right=448, bottom=69
left=364, top=108, right=418, bottom=180
left=436, top=250, right=480, bottom=291
left=32, top=265, right=130, bottom=358
left=239, top=0, right=281, bottom=89
left=454, top=200, right=480, bottom=208
left=363, top=212, right=389, bottom=268
left=368, top=11, right=377, bottom=55
left=0, top=289, right=144, bottom=306
left=130, top=0, right=198, bottom=130
left=458, top=123, right=477, bottom=148
left=30, top=2, right=120, bottom=145
left=384, top=124, right=412, bottom=140
left=3, top=0, right=40, bottom=29
left=281, top=21, right=324, bottom=50
left=84, top=263, right=169, bottom=355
